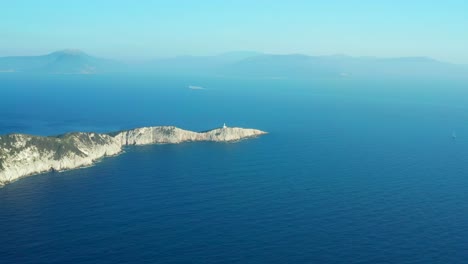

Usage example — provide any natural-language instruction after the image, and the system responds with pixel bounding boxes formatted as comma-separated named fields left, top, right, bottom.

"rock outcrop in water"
left=0, top=126, right=266, bottom=187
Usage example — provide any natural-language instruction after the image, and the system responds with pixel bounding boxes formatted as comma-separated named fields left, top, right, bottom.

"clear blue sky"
left=1, top=0, right=467, bottom=63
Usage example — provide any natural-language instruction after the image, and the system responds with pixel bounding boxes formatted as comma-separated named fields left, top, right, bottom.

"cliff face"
left=0, top=133, right=122, bottom=186
left=0, top=126, right=266, bottom=186
left=112, top=126, right=266, bottom=145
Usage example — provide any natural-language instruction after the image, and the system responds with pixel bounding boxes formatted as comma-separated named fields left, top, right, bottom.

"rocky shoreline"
left=0, top=126, right=267, bottom=187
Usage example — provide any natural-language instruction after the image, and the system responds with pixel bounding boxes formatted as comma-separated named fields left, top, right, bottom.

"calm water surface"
left=1, top=74, right=468, bottom=263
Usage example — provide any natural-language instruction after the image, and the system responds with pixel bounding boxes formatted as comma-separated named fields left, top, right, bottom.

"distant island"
left=1, top=49, right=467, bottom=79
left=0, top=126, right=267, bottom=187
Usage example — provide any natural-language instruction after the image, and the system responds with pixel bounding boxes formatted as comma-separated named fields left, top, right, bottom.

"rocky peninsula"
left=0, top=126, right=267, bottom=187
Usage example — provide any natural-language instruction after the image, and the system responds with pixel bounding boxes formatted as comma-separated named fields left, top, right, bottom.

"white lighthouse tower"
left=223, top=123, right=227, bottom=129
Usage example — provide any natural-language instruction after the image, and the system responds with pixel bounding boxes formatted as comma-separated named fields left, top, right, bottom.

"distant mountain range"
left=223, top=54, right=468, bottom=79
left=0, top=49, right=123, bottom=74
left=0, top=49, right=467, bottom=79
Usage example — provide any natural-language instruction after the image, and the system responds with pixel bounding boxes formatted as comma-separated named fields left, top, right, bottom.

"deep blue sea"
left=1, top=73, right=468, bottom=263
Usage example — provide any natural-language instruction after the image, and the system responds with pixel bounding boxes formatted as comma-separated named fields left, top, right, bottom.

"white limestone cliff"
left=113, top=126, right=266, bottom=145
left=0, top=126, right=266, bottom=187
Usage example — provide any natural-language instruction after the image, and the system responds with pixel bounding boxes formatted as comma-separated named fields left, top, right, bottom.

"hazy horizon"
left=1, top=48, right=466, bottom=66
left=2, top=1, right=467, bottom=64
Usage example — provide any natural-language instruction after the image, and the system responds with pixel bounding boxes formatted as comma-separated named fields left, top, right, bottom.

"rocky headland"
left=0, top=126, right=266, bottom=187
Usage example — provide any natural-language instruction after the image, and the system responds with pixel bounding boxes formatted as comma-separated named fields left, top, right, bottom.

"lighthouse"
left=223, top=123, right=227, bottom=129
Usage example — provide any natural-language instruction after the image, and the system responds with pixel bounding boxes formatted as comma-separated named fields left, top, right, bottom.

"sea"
left=1, top=73, right=468, bottom=263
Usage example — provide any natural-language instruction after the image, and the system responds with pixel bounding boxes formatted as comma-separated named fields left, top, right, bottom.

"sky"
left=1, top=0, right=468, bottom=63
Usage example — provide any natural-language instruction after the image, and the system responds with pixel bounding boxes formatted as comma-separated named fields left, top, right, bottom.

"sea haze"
left=2, top=74, right=468, bottom=263
left=1, top=50, right=467, bottom=80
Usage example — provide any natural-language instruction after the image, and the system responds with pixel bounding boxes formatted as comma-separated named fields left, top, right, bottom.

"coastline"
left=0, top=126, right=267, bottom=187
